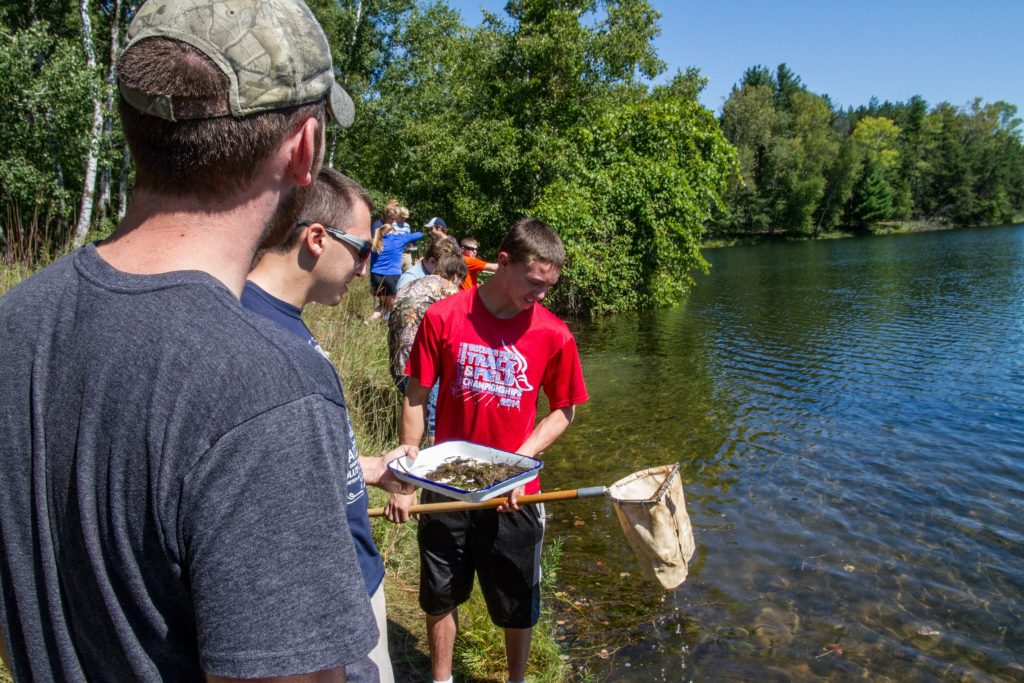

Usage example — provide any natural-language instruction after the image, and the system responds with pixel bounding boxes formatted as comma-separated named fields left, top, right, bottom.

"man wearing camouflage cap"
left=0, top=1, right=411, bottom=681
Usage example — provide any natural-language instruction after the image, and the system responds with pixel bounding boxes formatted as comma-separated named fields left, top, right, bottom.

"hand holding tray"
left=388, top=440, right=543, bottom=503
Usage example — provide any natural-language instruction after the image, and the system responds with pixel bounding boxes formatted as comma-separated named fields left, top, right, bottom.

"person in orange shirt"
left=459, top=236, right=497, bottom=290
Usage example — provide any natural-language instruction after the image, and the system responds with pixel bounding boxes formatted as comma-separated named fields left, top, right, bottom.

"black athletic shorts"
left=370, top=273, right=399, bottom=297
left=417, top=489, right=545, bottom=628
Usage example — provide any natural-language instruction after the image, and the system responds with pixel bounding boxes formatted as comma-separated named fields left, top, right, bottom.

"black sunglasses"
left=298, top=222, right=372, bottom=262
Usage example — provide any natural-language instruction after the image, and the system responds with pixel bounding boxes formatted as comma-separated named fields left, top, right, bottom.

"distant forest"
left=713, top=64, right=1024, bottom=239
left=2, top=0, right=1022, bottom=314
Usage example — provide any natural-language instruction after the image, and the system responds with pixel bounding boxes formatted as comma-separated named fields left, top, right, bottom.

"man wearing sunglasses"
left=243, top=168, right=416, bottom=683
left=246, top=169, right=374, bottom=324
left=459, top=236, right=498, bottom=291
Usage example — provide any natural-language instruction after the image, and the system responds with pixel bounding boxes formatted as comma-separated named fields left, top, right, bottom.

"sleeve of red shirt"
left=404, top=307, right=441, bottom=388
left=541, top=333, right=589, bottom=410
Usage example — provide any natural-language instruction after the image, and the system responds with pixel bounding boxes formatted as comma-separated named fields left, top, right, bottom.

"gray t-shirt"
left=0, top=245, right=377, bottom=681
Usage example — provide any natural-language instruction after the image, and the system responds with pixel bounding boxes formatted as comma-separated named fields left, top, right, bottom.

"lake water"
left=542, top=224, right=1024, bottom=681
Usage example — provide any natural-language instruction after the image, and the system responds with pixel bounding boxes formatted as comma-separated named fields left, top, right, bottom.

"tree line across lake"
left=2, top=0, right=1022, bottom=316
left=716, top=64, right=1024, bottom=240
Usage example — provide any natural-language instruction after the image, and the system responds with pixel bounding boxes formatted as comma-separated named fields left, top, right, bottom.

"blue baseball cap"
left=424, top=217, right=446, bottom=229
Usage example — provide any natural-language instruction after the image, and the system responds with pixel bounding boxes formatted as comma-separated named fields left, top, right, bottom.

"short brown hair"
left=425, top=237, right=459, bottom=262
left=117, top=38, right=326, bottom=201
left=499, top=218, right=565, bottom=268
left=434, top=252, right=468, bottom=284
left=271, top=170, right=372, bottom=252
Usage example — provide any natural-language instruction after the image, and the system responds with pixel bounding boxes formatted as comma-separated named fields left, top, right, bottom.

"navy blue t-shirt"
left=241, top=282, right=325, bottom=355
left=242, top=281, right=385, bottom=595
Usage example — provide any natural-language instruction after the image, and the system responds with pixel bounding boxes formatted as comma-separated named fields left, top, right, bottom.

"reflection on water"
left=543, top=225, right=1024, bottom=681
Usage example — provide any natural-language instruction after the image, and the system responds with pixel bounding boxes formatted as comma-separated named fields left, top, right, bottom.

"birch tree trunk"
left=117, top=142, right=130, bottom=221
left=95, top=0, right=124, bottom=225
left=72, top=0, right=104, bottom=248
left=326, top=0, right=364, bottom=170
left=339, top=0, right=363, bottom=73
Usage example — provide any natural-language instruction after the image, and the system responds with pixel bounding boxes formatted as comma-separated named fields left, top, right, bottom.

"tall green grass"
left=0, top=262, right=31, bottom=297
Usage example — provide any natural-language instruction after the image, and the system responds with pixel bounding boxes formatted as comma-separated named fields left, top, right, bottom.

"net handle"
left=367, top=486, right=607, bottom=517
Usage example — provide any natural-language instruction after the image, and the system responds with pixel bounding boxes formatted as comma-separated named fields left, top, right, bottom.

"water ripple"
left=556, top=225, right=1024, bottom=681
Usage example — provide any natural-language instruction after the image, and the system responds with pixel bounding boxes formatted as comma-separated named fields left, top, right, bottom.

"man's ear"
left=284, top=117, right=321, bottom=187
left=304, top=223, right=328, bottom=257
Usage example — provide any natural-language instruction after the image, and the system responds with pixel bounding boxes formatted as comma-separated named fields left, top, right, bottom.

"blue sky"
left=444, top=0, right=1023, bottom=115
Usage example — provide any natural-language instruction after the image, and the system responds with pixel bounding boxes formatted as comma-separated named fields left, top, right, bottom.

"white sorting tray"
left=388, top=440, right=543, bottom=503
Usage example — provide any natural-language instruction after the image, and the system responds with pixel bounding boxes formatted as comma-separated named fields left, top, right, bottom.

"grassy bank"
left=0, top=262, right=569, bottom=682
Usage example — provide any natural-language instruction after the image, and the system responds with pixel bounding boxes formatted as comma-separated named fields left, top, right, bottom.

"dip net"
left=608, top=463, right=696, bottom=590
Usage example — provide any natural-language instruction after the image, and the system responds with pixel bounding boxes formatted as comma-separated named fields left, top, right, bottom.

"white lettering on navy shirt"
left=341, top=407, right=366, bottom=505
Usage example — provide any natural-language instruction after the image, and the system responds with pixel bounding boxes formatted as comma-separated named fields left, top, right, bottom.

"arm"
left=384, top=379, right=432, bottom=523
left=496, top=406, right=576, bottom=513
left=186, top=399, right=375, bottom=678
left=400, top=378, right=431, bottom=447
left=483, top=262, right=498, bottom=273
left=517, top=405, right=575, bottom=458
left=359, top=443, right=418, bottom=494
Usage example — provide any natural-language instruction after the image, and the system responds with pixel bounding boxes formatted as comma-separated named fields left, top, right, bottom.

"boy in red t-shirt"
left=387, top=219, right=588, bottom=683
left=458, top=236, right=498, bottom=290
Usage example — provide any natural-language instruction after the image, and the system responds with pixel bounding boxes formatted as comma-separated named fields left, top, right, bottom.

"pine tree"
left=850, top=158, right=894, bottom=228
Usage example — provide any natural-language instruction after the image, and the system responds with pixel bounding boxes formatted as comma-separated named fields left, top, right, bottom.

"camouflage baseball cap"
left=119, top=0, right=354, bottom=126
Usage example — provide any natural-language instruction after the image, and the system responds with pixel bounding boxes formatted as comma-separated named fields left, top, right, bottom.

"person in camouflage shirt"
left=388, top=253, right=467, bottom=438
left=389, top=252, right=467, bottom=384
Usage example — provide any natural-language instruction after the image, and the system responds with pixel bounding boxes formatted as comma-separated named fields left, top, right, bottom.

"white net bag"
left=608, top=463, right=696, bottom=590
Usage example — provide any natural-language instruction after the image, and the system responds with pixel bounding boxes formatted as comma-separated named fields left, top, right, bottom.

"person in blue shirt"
left=396, top=234, right=460, bottom=293
left=244, top=168, right=418, bottom=683
left=368, top=222, right=423, bottom=321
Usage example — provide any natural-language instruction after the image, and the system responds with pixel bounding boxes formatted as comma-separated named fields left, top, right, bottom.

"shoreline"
left=700, top=219, right=1020, bottom=249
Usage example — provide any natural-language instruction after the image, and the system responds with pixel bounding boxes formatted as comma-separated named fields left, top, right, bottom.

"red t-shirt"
left=460, top=256, right=489, bottom=290
left=405, top=289, right=588, bottom=494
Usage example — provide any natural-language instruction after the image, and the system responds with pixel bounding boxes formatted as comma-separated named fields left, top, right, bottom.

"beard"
left=256, top=181, right=311, bottom=252
left=255, top=120, right=326, bottom=252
